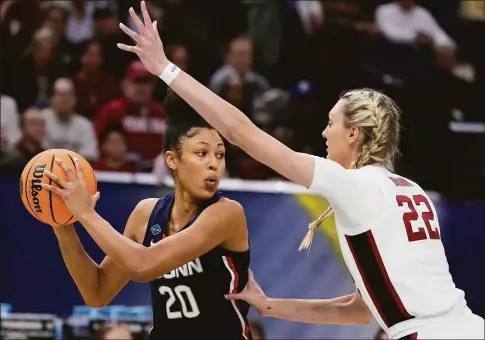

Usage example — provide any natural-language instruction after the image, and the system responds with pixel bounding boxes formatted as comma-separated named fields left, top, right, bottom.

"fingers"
left=73, top=158, right=84, bottom=183
left=117, top=43, right=140, bottom=54
left=41, top=183, right=65, bottom=197
left=43, top=170, right=68, bottom=189
left=140, top=1, right=154, bottom=33
left=93, top=192, right=101, bottom=202
left=224, top=293, right=242, bottom=301
left=129, top=7, right=146, bottom=36
left=119, top=22, right=140, bottom=42
left=55, top=158, right=75, bottom=182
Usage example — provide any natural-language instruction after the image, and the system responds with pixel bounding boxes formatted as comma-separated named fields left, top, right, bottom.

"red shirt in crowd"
left=73, top=72, right=119, bottom=120
left=94, top=98, right=166, bottom=162
left=92, top=156, right=138, bottom=173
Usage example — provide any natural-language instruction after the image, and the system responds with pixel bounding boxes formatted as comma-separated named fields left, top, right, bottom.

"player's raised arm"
left=117, top=1, right=316, bottom=188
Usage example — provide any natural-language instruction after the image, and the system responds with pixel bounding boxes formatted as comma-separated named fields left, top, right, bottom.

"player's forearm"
left=166, top=64, right=257, bottom=146
left=53, top=225, right=105, bottom=307
left=77, top=211, right=147, bottom=275
left=262, top=294, right=372, bottom=325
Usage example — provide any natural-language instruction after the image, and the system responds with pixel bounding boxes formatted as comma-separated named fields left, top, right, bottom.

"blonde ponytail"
left=298, top=206, right=333, bottom=253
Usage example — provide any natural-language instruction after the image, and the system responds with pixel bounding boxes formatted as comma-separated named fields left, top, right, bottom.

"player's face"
left=322, top=99, right=356, bottom=168
left=170, top=128, right=226, bottom=200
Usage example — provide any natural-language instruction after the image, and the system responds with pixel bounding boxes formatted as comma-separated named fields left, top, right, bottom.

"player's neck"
left=170, top=190, right=200, bottom=232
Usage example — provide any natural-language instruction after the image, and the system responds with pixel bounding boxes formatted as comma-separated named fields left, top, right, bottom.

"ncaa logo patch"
left=151, top=224, right=162, bottom=235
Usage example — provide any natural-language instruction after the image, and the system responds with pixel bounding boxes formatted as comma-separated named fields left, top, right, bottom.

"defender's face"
left=174, top=128, right=226, bottom=200
left=322, top=100, right=353, bottom=167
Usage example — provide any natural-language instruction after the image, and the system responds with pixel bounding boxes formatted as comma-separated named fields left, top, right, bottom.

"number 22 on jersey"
left=396, top=194, right=440, bottom=242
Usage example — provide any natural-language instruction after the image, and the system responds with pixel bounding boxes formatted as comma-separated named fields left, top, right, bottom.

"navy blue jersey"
left=142, top=192, right=252, bottom=340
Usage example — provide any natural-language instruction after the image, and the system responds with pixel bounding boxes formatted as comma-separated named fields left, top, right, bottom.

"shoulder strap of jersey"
left=142, top=193, right=174, bottom=246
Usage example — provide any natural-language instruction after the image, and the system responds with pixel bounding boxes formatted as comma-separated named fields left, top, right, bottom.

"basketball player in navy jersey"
left=43, top=92, right=252, bottom=340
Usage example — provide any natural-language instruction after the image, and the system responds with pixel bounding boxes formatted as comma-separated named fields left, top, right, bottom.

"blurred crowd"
left=1, top=0, right=484, bottom=186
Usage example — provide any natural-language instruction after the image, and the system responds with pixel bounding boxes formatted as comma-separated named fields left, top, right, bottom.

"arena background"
left=1, top=0, right=484, bottom=339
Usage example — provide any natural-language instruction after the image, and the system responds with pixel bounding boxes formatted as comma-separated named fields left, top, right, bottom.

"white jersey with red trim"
left=309, top=156, right=483, bottom=339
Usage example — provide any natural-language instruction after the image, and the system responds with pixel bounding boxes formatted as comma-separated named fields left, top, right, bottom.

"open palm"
left=117, top=1, right=168, bottom=76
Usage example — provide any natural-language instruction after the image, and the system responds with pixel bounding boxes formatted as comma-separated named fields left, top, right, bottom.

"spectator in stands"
left=94, top=5, right=134, bottom=79
left=249, top=319, right=266, bottom=339
left=167, top=44, right=189, bottom=72
left=95, top=61, right=166, bottom=171
left=376, top=0, right=457, bottom=71
left=73, top=40, right=118, bottom=119
left=40, top=4, right=74, bottom=71
left=93, top=125, right=137, bottom=173
left=43, top=78, right=98, bottom=161
left=208, top=37, right=270, bottom=119
left=98, top=324, right=133, bottom=340
left=14, top=107, right=45, bottom=161
left=65, top=0, right=96, bottom=44
left=9, top=26, right=67, bottom=111
left=0, top=107, right=45, bottom=174
left=0, top=94, right=21, bottom=151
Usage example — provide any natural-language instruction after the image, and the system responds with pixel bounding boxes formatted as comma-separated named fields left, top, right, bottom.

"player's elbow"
left=356, top=308, right=373, bottom=325
left=131, top=270, right=157, bottom=283
left=352, top=301, right=373, bottom=325
left=83, top=295, right=110, bottom=309
left=130, top=261, right=162, bottom=283
left=345, top=293, right=373, bottom=325
left=85, top=299, right=108, bottom=309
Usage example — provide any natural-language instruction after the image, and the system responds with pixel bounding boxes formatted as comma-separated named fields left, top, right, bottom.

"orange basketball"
left=20, top=149, right=97, bottom=227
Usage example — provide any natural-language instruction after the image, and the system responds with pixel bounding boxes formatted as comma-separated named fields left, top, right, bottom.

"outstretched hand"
left=42, top=158, right=100, bottom=220
left=225, top=270, right=270, bottom=316
left=118, top=1, right=169, bottom=76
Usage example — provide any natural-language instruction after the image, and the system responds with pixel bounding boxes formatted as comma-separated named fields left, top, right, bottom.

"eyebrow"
left=195, top=141, right=224, bottom=147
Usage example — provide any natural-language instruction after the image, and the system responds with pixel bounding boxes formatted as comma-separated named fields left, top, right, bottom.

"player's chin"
left=196, top=185, right=219, bottom=200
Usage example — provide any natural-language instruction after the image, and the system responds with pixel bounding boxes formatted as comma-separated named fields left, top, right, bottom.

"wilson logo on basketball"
left=30, top=164, right=46, bottom=213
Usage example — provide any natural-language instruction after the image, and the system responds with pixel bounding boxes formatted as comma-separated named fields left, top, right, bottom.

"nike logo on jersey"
left=150, top=239, right=157, bottom=247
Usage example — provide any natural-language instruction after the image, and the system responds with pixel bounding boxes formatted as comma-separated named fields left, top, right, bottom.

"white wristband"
left=159, top=62, right=181, bottom=85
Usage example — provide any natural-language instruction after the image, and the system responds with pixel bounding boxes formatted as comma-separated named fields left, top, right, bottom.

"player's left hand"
left=117, top=1, right=168, bottom=77
left=225, top=270, right=270, bottom=316
left=42, top=157, right=100, bottom=219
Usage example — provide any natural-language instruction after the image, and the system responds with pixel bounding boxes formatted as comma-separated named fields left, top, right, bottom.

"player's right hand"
left=117, top=1, right=168, bottom=77
left=225, top=270, right=270, bottom=316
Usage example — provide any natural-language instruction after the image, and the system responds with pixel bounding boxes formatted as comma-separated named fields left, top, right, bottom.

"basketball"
left=20, top=149, right=97, bottom=227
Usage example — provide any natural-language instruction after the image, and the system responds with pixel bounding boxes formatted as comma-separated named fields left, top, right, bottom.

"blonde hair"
left=299, top=88, right=401, bottom=252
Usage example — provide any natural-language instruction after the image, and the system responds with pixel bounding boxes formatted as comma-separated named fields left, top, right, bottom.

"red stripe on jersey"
left=367, top=231, right=412, bottom=319
left=346, top=234, right=390, bottom=327
left=225, top=257, right=250, bottom=339
left=226, top=257, right=239, bottom=293
left=346, top=231, right=414, bottom=328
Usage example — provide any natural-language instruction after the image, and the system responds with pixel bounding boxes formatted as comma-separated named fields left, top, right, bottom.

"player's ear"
left=165, top=150, right=177, bottom=171
left=348, top=126, right=360, bottom=144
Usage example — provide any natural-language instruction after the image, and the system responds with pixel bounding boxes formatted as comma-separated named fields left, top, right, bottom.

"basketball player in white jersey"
left=117, top=2, right=484, bottom=338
